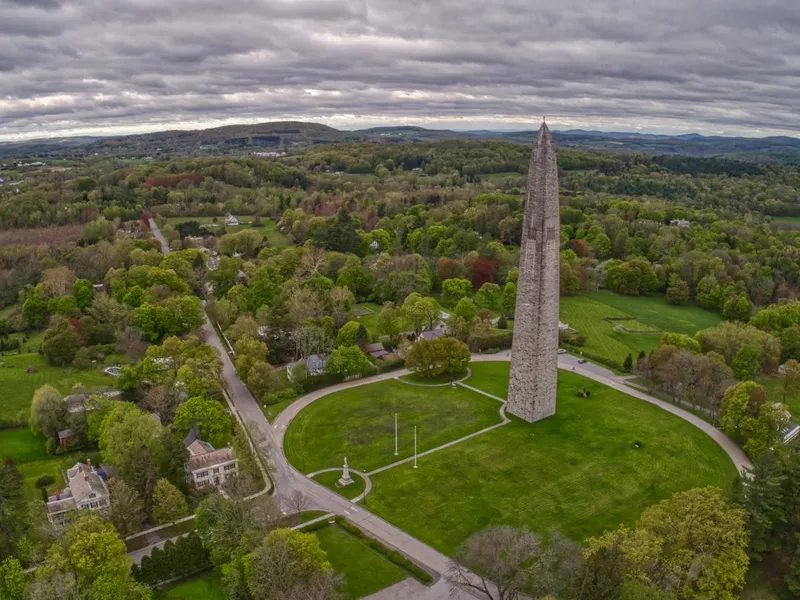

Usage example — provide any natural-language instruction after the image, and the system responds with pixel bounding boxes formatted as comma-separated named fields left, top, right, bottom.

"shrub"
left=132, top=531, right=210, bottom=585
left=35, top=474, right=55, bottom=489
left=264, top=388, right=297, bottom=406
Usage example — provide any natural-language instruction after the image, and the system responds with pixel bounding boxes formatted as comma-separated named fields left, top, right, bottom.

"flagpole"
left=413, top=425, right=418, bottom=469
left=394, top=413, right=398, bottom=456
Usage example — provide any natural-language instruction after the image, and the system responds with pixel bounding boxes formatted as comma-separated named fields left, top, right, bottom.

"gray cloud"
left=1, top=0, right=799, bottom=140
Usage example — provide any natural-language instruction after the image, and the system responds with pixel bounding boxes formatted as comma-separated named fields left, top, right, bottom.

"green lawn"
left=0, top=428, right=100, bottom=501
left=316, top=524, right=410, bottom=599
left=0, top=352, right=116, bottom=416
left=585, top=291, right=723, bottom=335
left=352, top=302, right=382, bottom=336
left=164, top=216, right=287, bottom=248
left=284, top=379, right=503, bottom=474
left=742, top=563, right=784, bottom=600
left=365, top=363, right=738, bottom=555
left=156, top=570, right=226, bottom=600
left=313, top=470, right=367, bottom=500
left=758, top=375, right=800, bottom=420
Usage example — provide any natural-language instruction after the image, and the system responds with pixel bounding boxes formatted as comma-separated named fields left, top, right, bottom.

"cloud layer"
left=2, top=0, right=799, bottom=140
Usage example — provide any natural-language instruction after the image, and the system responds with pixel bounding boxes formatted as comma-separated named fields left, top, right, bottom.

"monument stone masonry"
left=507, top=121, right=560, bottom=422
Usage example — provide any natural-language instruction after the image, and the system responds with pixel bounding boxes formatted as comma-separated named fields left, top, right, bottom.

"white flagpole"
left=413, top=425, right=418, bottom=469
left=394, top=413, right=398, bottom=456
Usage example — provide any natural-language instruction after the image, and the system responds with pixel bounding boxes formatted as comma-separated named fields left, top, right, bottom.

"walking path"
left=146, top=219, right=752, bottom=598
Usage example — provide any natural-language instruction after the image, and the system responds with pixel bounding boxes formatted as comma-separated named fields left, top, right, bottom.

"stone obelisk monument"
left=507, top=120, right=560, bottom=422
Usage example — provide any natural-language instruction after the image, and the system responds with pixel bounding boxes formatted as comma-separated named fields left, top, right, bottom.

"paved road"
left=148, top=220, right=751, bottom=597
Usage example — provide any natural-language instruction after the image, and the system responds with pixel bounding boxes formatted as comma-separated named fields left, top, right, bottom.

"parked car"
left=578, top=358, right=588, bottom=364
left=557, top=349, right=566, bottom=355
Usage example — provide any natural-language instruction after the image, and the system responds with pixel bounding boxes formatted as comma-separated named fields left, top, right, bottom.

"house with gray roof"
left=46, top=460, right=111, bottom=524
left=184, top=428, right=238, bottom=489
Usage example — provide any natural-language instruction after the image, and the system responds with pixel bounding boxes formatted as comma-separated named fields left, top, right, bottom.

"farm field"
left=365, top=363, right=737, bottom=555
left=284, top=379, right=503, bottom=473
left=163, top=215, right=287, bottom=248
left=0, top=352, right=116, bottom=416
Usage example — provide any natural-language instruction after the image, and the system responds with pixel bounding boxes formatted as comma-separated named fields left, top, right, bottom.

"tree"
left=401, top=293, right=440, bottom=334
left=42, top=318, right=81, bottom=366
left=28, top=515, right=149, bottom=600
left=723, top=293, right=752, bottom=323
left=376, top=302, right=402, bottom=346
left=586, top=487, right=748, bottom=600
left=780, top=359, right=800, bottom=402
left=453, top=297, right=478, bottom=322
left=605, top=258, right=659, bottom=296
left=325, top=346, right=372, bottom=377
left=623, top=353, right=633, bottom=372
left=665, top=276, right=690, bottom=305
left=21, top=288, right=48, bottom=328
left=173, top=396, right=232, bottom=449
left=72, top=279, right=95, bottom=310
left=336, top=321, right=361, bottom=347
left=732, top=343, right=762, bottom=380
left=448, top=526, right=581, bottom=600
left=28, top=385, right=66, bottom=440
left=502, top=282, right=517, bottom=316
left=0, top=557, right=26, bottom=600
left=441, top=278, right=472, bottom=304
left=244, top=528, right=338, bottom=600
left=475, top=282, right=502, bottom=310
left=152, top=479, right=189, bottom=525
left=41, top=266, right=77, bottom=297
left=578, top=533, right=625, bottom=600
left=99, top=403, right=165, bottom=513
left=106, top=478, right=145, bottom=537
left=226, top=314, right=260, bottom=344
left=405, top=337, right=471, bottom=378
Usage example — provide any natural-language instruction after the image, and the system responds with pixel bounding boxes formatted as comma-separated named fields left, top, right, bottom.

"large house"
left=224, top=214, right=240, bottom=226
left=285, top=354, right=327, bottom=380
left=185, top=429, right=239, bottom=489
left=46, top=460, right=111, bottom=524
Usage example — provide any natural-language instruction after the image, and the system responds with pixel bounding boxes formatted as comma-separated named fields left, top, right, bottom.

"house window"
left=213, top=468, right=219, bottom=474
left=224, top=464, right=236, bottom=471
left=198, top=471, right=208, bottom=478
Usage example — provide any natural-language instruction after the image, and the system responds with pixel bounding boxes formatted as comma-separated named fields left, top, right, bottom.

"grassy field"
left=560, top=292, right=721, bottom=365
left=164, top=215, right=287, bottom=248
left=0, top=352, right=116, bottom=416
left=313, top=470, right=367, bottom=500
left=156, top=570, right=226, bottom=600
left=284, top=379, right=502, bottom=473
left=154, top=524, right=410, bottom=600
left=0, top=428, right=100, bottom=501
left=316, top=524, right=409, bottom=599
left=365, top=363, right=737, bottom=555
left=585, top=291, right=723, bottom=335
left=352, top=302, right=382, bottom=336
left=758, top=375, right=800, bottom=419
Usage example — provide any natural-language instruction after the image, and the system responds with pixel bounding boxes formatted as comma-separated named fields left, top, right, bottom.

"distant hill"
left=2, top=121, right=800, bottom=164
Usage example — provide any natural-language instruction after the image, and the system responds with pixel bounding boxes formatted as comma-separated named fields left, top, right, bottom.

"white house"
left=46, top=460, right=111, bottom=524
left=224, top=214, right=240, bottom=226
left=185, top=429, right=238, bottom=489
left=670, top=219, right=692, bottom=228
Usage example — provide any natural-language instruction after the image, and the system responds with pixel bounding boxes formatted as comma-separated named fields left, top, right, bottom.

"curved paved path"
left=148, top=220, right=751, bottom=598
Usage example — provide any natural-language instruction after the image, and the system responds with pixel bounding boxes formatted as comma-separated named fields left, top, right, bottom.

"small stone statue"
left=337, top=457, right=354, bottom=487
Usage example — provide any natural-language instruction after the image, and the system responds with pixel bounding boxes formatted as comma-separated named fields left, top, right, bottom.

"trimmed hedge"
left=469, top=330, right=513, bottom=352
left=132, top=532, right=210, bottom=585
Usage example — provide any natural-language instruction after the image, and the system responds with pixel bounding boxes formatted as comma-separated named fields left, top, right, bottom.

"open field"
left=164, top=215, right=287, bottom=248
left=351, top=302, right=382, bottom=336
left=316, top=523, right=410, bottom=599
left=154, top=523, right=411, bottom=600
left=0, top=352, right=117, bottom=416
left=365, top=363, right=737, bottom=555
left=284, top=379, right=502, bottom=473
left=585, top=290, right=723, bottom=335
left=560, top=292, right=720, bottom=365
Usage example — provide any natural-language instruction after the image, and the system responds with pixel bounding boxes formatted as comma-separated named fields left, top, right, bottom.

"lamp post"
left=394, top=413, right=398, bottom=456
left=413, top=425, right=418, bottom=469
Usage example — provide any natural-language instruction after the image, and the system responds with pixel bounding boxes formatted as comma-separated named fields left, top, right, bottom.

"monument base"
left=336, top=476, right=354, bottom=487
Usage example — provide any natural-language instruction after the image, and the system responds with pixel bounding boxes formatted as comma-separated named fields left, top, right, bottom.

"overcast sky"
left=2, top=0, right=799, bottom=141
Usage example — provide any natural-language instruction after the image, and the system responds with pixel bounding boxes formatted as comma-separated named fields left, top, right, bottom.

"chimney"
left=86, top=458, right=92, bottom=472
left=78, top=465, right=83, bottom=473
left=55, top=488, right=60, bottom=500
